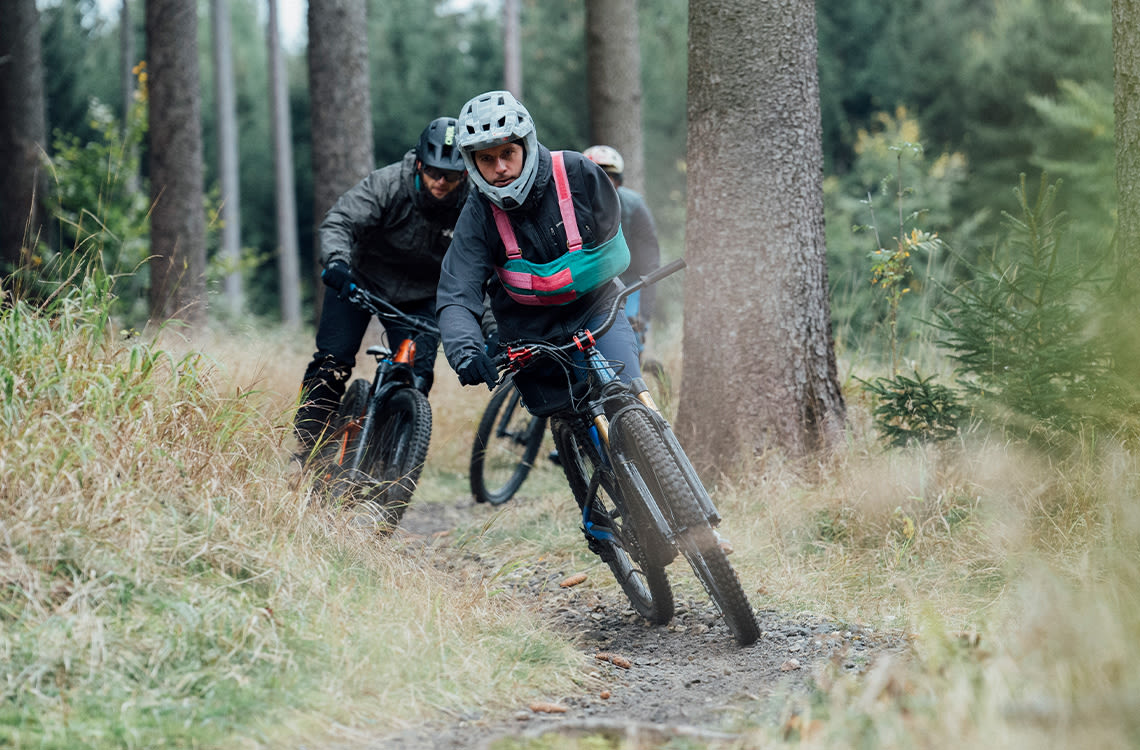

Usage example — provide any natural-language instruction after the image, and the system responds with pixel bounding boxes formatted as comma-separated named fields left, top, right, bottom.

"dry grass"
left=0, top=286, right=583, bottom=748
left=4, top=281, right=1137, bottom=748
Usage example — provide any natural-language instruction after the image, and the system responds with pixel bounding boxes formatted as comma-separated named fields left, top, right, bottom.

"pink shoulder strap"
left=551, top=151, right=582, bottom=251
left=491, top=150, right=581, bottom=259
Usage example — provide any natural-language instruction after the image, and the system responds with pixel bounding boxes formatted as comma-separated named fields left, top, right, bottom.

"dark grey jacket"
left=319, top=150, right=467, bottom=307
left=436, top=146, right=623, bottom=371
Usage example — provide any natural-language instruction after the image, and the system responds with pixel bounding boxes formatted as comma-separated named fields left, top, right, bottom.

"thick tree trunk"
left=0, top=0, right=47, bottom=277
left=585, top=0, right=645, bottom=192
left=146, top=0, right=208, bottom=324
left=676, top=0, right=845, bottom=475
left=268, top=0, right=302, bottom=327
left=307, top=0, right=373, bottom=321
left=211, top=0, right=244, bottom=316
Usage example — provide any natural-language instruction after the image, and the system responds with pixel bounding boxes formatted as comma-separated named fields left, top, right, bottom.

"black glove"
left=457, top=352, right=498, bottom=390
left=321, top=261, right=352, bottom=296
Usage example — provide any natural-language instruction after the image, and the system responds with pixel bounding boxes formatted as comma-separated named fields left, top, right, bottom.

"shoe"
left=548, top=449, right=561, bottom=466
left=713, top=530, right=734, bottom=555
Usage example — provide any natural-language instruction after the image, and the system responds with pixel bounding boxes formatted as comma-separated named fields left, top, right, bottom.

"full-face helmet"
left=456, top=90, right=539, bottom=209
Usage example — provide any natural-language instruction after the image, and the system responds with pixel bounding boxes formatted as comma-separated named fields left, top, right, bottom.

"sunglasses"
left=421, top=165, right=465, bottom=183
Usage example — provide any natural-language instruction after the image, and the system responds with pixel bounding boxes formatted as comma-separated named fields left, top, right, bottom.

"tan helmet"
left=583, top=145, right=624, bottom=176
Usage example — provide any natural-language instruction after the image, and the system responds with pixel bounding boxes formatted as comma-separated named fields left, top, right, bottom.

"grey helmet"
left=456, top=90, right=539, bottom=209
left=417, top=117, right=465, bottom=171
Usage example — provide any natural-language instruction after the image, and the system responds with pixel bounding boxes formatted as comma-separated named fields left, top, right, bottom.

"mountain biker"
left=582, top=145, right=661, bottom=350
left=435, top=90, right=640, bottom=416
left=294, top=117, right=468, bottom=450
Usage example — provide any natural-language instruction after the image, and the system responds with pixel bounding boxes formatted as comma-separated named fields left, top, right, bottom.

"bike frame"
left=333, top=284, right=439, bottom=480
left=497, top=259, right=721, bottom=544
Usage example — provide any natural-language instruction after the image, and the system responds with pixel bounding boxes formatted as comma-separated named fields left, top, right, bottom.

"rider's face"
left=473, top=142, right=524, bottom=187
left=418, top=162, right=465, bottom=200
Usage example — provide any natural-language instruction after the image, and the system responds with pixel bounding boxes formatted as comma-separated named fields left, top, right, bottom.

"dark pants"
left=294, top=291, right=440, bottom=447
left=514, top=312, right=642, bottom=417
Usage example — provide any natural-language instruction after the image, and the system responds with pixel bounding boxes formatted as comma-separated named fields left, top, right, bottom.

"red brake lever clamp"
left=572, top=330, right=596, bottom=352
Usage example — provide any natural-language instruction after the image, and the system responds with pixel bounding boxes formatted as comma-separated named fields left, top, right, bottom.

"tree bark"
left=268, top=0, right=302, bottom=327
left=1112, top=0, right=1140, bottom=370
left=146, top=0, right=208, bottom=324
left=307, top=0, right=373, bottom=320
left=503, top=0, right=523, bottom=99
left=1115, top=0, right=1140, bottom=289
left=0, top=0, right=47, bottom=278
left=585, top=0, right=645, bottom=192
left=676, top=0, right=846, bottom=475
left=211, top=0, right=244, bottom=316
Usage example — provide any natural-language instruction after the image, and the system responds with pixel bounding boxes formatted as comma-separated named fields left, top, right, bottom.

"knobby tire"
left=470, top=378, right=547, bottom=505
left=552, top=417, right=674, bottom=625
left=610, top=404, right=761, bottom=646
left=363, top=387, right=432, bottom=528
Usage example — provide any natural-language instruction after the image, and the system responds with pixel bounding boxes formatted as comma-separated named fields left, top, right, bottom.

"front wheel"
left=610, top=405, right=760, bottom=646
left=361, top=387, right=432, bottom=529
left=551, top=417, right=674, bottom=625
left=470, top=377, right=547, bottom=505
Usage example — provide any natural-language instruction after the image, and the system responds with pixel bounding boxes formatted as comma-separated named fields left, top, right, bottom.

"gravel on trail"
left=329, top=496, right=906, bottom=750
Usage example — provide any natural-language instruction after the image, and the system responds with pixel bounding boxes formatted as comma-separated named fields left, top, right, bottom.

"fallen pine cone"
left=595, top=652, right=633, bottom=669
left=528, top=701, right=568, bottom=713
left=559, top=573, right=588, bottom=588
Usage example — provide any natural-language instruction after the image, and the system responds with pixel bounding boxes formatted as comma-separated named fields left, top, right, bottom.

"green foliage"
left=950, top=0, right=1112, bottom=245
left=860, top=371, right=968, bottom=448
left=1027, top=78, right=1116, bottom=252
left=931, top=176, right=1121, bottom=443
left=825, top=110, right=963, bottom=357
left=38, top=80, right=151, bottom=323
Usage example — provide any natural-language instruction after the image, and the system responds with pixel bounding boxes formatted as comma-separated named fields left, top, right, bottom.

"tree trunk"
left=120, top=0, right=140, bottom=194
left=211, top=0, right=244, bottom=316
left=120, top=0, right=133, bottom=135
left=146, top=0, right=208, bottom=324
left=0, top=0, right=47, bottom=278
left=503, top=0, right=523, bottom=99
left=1112, top=0, right=1140, bottom=370
left=676, top=0, right=846, bottom=475
left=585, top=0, right=645, bottom=192
left=268, top=0, right=302, bottom=327
left=1115, top=0, right=1140, bottom=287
left=307, top=0, right=373, bottom=321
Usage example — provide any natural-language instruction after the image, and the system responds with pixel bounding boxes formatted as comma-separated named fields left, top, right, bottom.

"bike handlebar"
left=493, top=258, right=687, bottom=371
left=341, top=283, right=441, bottom=336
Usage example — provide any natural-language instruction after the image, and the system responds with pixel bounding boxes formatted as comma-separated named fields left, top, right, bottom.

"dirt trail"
left=340, top=497, right=905, bottom=750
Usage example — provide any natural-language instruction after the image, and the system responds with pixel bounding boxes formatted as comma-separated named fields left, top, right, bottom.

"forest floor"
left=321, top=495, right=908, bottom=750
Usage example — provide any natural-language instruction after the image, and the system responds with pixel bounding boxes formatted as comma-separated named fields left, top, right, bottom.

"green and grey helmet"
left=456, top=90, right=539, bottom=209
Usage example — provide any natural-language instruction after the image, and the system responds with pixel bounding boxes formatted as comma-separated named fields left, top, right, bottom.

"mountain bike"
left=318, top=284, right=437, bottom=532
left=468, top=304, right=669, bottom=507
left=492, top=259, right=761, bottom=646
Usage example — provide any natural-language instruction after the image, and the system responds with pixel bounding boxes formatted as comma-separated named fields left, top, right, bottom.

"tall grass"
left=0, top=280, right=582, bottom=748
left=4, top=267, right=1137, bottom=749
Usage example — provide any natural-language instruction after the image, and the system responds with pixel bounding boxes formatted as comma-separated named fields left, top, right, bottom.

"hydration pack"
left=492, top=151, right=629, bottom=306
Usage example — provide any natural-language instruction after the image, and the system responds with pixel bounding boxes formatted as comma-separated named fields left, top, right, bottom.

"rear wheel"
left=610, top=405, right=760, bottom=646
left=551, top=417, right=674, bottom=625
left=362, top=387, right=432, bottom=528
left=470, top=377, right=547, bottom=505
